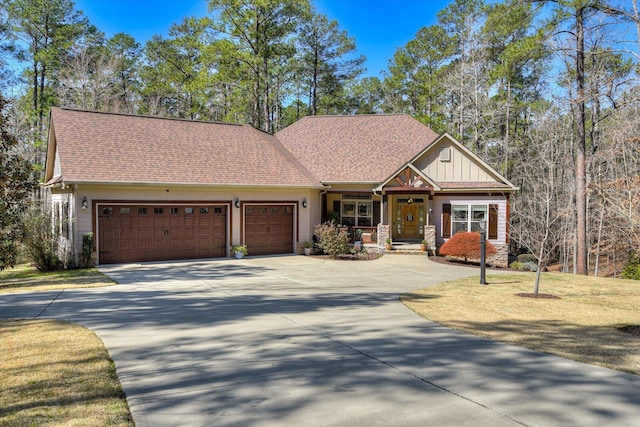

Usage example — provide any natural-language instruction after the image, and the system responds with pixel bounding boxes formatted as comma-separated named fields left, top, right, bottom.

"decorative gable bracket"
left=377, top=164, right=438, bottom=194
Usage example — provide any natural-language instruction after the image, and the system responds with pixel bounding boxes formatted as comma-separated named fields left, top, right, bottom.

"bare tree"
left=510, top=109, right=574, bottom=292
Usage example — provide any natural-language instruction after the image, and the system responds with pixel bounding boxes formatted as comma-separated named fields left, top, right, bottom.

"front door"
left=400, top=204, right=420, bottom=239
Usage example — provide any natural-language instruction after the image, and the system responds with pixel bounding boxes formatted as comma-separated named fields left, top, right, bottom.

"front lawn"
left=0, top=319, right=134, bottom=427
left=0, top=265, right=115, bottom=293
left=401, top=272, right=640, bottom=375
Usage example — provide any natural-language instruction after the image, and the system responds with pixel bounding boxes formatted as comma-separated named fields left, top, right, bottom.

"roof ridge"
left=55, top=107, right=244, bottom=127
left=297, top=113, right=409, bottom=119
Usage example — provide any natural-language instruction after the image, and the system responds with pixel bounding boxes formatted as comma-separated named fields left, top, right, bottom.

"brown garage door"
left=244, top=205, right=294, bottom=256
left=98, top=204, right=227, bottom=264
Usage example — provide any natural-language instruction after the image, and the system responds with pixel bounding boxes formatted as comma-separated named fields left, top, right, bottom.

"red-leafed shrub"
left=439, top=232, right=496, bottom=262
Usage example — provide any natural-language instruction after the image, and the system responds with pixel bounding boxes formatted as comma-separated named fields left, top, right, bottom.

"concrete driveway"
left=2, top=255, right=640, bottom=426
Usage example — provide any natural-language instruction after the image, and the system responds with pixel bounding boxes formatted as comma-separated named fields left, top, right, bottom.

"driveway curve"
left=2, top=255, right=640, bottom=426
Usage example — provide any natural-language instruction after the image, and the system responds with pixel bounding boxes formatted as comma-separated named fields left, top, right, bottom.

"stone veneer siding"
left=436, top=242, right=509, bottom=267
left=487, top=243, right=509, bottom=267
left=377, top=224, right=391, bottom=252
left=424, top=225, right=436, bottom=253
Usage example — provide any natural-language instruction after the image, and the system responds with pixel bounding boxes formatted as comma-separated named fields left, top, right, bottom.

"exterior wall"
left=413, top=138, right=500, bottom=183
left=50, top=190, right=76, bottom=266
left=432, top=194, right=509, bottom=246
left=322, top=185, right=382, bottom=233
left=432, top=194, right=510, bottom=267
left=70, top=184, right=319, bottom=262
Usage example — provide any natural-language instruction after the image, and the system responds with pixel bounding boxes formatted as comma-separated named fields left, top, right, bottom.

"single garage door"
left=244, top=205, right=294, bottom=256
left=98, top=204, right=227, bottom=264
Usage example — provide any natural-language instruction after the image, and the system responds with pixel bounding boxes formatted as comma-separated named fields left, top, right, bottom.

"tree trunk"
left=575, top=5, right=588, bottom=275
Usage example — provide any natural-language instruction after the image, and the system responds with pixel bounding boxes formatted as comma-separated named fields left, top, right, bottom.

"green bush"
left=80, top=232, right=94, bottom=268
left=622, top=252, right=640, bottom=280
left=314, top=222, right=350, bottom=257
left=510, top=260, right=538, bottom=272
left=517, top=253, right=538, bottom=263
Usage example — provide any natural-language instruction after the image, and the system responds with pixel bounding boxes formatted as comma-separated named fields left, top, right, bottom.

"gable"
left=411, top=134, right=516, bottom=190
left=378, top=164, right=437, bottom=193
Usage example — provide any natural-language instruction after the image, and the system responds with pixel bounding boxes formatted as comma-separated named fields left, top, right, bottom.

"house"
left=44, top=108, right=517, bottom=266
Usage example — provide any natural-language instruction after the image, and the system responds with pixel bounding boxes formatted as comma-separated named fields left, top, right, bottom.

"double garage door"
left=97, top=203, right=294, bottom=264
left=98, top=204, right=228, bottom=264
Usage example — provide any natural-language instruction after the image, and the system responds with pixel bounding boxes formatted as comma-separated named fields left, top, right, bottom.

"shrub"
left=517, top=253, right=537, bottom=263
left=509, top=261, right=523, bottom=270
left=22, top=206, right=60, bottom=272
left=79, top=232, right=95, bottom=268
left=314, top=222, right=350, bottom=257
left=439, top=232, right=497, bottom=262
left=510, top=260, right=538, bottom=272
left=622, top=252, right=640, bottom=280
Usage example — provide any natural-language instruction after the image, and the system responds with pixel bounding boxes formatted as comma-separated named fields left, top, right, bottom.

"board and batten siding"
left=432, top=195, right=509, bottom=244
left=413, top=139, right=500, bottom=183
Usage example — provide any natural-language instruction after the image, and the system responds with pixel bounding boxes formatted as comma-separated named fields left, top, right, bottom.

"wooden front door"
left=400, top=204, right=420, bottom=239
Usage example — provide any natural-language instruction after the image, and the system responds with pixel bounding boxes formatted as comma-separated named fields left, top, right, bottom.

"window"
left=341, top=195, right=373, bottom=227
left=120, top=207, right=130, bottom=215
left=185, top=207, right=193, bottom=215
left=170, top=207, right=179, bottom=214
left=154, top=207, right=164, bottom=214
left=450, top=204, right=488, bottom=235
left=200, top=207, right=209, bottom=214
left=138, top=207, right=148, bottom=214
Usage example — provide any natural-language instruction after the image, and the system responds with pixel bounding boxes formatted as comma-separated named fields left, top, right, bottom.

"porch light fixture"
left=407, top=197, right=414, bottom=204
left=235, top=198, right=240, bottom=208
left=302, top=199, right=308, bottom=208
left=81, top=197, right=88, bottom=210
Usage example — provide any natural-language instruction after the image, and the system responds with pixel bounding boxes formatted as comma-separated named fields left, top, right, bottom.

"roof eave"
left=57, top=179, right=325, bottom=189
left=436, top=187, right=518, bottom=193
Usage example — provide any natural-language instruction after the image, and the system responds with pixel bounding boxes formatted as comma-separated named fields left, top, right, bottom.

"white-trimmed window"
left=443, top=203, right=498, bottom=240
left=341, top=194, right=373, bottom=227
left=452, top=205, right=487, bottom=234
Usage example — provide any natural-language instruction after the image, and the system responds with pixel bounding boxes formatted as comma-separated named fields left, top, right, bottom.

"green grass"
left=402, top=272, right=640, bottom=375
left=0, top=265, right=115, bottom=293
left=0, top=267, right=131, bottom=425
left=0, top=319, right=134, bottom=427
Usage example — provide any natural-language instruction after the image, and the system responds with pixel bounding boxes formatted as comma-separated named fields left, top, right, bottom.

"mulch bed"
left=618, top=325, right=640, bottom=337
left=515, top=292, right=560, bottom=299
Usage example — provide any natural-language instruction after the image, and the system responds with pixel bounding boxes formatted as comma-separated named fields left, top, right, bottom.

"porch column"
left=381, top=194, right=388, bottom=224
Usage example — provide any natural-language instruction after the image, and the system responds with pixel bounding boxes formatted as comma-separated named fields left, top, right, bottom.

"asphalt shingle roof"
left=49, top=108, right=320, bottom=187
left=275, top=114, right=439, bottom=183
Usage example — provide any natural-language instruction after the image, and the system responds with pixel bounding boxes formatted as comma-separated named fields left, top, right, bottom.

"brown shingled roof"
left=275, top=114, right=439, bottom=183
left=49, top=108, right=321, bottom=187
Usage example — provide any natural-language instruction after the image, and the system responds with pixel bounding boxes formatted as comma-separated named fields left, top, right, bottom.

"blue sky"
left=74, top=0, right=450, bottom=78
